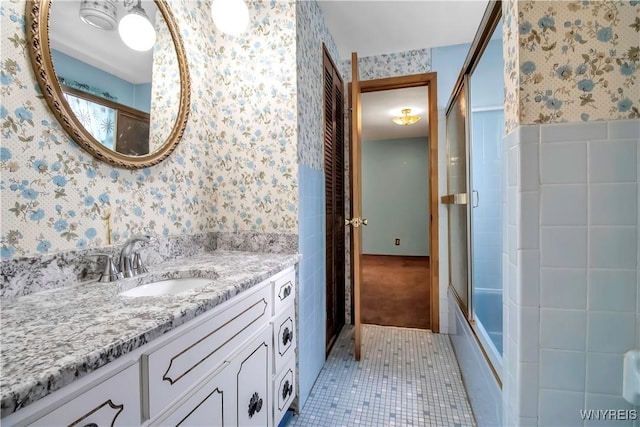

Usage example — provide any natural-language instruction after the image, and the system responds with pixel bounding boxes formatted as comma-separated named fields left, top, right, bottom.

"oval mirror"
left=25, top=0, right=190, bottom=169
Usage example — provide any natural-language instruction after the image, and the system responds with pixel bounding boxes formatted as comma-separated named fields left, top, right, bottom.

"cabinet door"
left=235, top=327, right=272, bottom=427
left=30, top=363, right=140, bottom=427
left=144, top=283, right=271, bottom=419
left=152, top=361, right=236, bottom=427
left=273, top=356, right=296, bottom=426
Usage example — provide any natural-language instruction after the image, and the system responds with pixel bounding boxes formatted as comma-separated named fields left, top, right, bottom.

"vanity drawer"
left=143, top=282, right=271, bottom=419
left=273, top=303, right=296, bottom=374
left=273, top=356, right=296, bottom=426
left=272, top=267, right=295, bottom=315
left=30, top=363, right=141, bottom=427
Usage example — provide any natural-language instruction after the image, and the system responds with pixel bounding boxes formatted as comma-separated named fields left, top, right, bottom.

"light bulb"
left=211, top=0, right=250, bottom=36
left=118, top=6, right=157, bottom=52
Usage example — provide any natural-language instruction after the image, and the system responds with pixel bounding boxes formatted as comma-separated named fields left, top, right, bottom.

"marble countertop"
left=0, top=250, right=301, bottom=417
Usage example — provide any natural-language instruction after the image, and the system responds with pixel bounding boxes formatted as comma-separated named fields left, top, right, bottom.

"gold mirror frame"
left=25, top=0, right=191, bottom=169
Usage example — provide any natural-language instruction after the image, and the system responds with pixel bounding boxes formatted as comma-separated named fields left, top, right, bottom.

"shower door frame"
left=443, top=0, right=503, bottom=386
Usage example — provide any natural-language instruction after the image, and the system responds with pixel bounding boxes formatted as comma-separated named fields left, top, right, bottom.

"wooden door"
left=323, top=45, right=345, bottom=352
left=349, top=52, right=363, bottom=361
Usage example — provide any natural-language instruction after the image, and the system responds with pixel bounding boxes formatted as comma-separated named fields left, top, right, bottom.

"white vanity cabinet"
left=2, top=264, right=298, bottom=427
left=270, top=267, right=297, bottom=426
left=28, top=363, right=141, bottom=427
left=142, top=283, right=272, bottom=419
left=153, top=325, right=272, bottom=427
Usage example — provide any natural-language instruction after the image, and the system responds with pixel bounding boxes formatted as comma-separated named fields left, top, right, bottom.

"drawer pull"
left=278, top=282, right=292, bottom=301
left=84, top=424, right=98, bottom=427
left=282, top=327, right=293, bottom=346
left=282, top=380, right=293, bottom=400
left=248, top=392, right=263, bottom=418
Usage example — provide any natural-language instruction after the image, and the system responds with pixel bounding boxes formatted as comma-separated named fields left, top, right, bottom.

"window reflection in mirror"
left=62, top=86, right=151, bottom=156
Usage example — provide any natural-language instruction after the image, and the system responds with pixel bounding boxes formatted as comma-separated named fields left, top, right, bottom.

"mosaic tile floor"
left=288, top=324, right=476, bottom=427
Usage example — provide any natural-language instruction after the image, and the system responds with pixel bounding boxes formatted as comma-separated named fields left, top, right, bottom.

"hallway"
left=288, top=325, right=475, bottom=426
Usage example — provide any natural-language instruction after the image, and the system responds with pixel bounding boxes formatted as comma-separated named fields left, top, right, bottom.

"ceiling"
left=317, top=0, right=489, bottom=58
left=362, top=87, right=429, bottom=141
left=321, top=0, right=488, bottom=142
left=49, top=1, right=157, bottom=84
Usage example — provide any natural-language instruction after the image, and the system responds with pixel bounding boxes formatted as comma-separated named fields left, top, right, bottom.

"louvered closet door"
left=323, top=45, right=345, bottom=353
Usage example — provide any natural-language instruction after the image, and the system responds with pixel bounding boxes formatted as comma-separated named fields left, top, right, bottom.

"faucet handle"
left=88, top=253, right=124, bottom=283
left=132, top=252, right=148, bottom=275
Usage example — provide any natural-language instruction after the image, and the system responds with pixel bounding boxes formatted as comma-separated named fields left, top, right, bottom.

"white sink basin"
left=120, top=278, right=214, bottom=297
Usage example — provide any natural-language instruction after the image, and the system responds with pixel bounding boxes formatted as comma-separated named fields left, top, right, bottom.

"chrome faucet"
left=119, top=234, right=151, bottom=278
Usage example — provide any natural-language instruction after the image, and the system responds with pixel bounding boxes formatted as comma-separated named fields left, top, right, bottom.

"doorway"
left=359, top=86, right=431, bottom=330
left=348, top=70, right=440, bottom=359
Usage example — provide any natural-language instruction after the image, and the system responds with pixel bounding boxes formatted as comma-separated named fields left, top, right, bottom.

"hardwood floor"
left=361, top=255, right=430, bottom=330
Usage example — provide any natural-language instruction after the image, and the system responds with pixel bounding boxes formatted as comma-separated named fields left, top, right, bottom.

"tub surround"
left=0, top=250, right=300, bottom=417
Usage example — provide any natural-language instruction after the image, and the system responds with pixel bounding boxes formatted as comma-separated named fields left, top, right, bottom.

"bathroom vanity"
left=1, top=251, right=299, bottom=426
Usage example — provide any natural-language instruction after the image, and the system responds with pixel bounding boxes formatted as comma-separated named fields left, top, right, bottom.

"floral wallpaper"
left=340, top=48, right=432, bottom=83
left=149, top=9, right=180, bottom=153
left=504, top=0, right=640, bottom=134
left=0, top=0, right=298, bottom=259
left=296, top=0, right=340, bottom=172
left=503, top=0, right=520, bottom=134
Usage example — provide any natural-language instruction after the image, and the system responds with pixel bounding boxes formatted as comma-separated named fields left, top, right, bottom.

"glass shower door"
left=444, top=77, right=471, bottom=316
left=470, top=108, right=504, bottom=358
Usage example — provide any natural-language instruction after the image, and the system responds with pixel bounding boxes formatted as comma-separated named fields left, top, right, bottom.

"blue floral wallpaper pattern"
left=504, top=0, right=639, bottom=133
left=296, top=0, right=340, bottom=172
left=149, top=9, right=180, bottom=152
left=503, top=0, right=520, bottom=134
left=0, top=0, right=298, bottom=259
left=341, top=48, right=432, bottom=83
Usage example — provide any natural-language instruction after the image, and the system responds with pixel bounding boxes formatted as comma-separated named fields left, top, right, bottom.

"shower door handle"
left=472, top=190, right=479, bottom=208
left=440, top=193, right=468, bottom=205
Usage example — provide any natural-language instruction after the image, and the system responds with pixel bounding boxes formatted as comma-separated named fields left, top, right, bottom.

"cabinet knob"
left=248, top=392, right=263, bottom=418
left=282, top=380, right=293, bottom=399
left=282, top=327, right=293, bottom=346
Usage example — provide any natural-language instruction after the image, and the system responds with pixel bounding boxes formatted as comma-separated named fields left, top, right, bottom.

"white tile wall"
left=540, top=142, right=587, bottom=184
left=540, top=267, right=587, bottom=310
left=588, top=269, right=637, bottom=312
left=518, top=250, right=540, bottom=307
left=540, top=185, right=588, bottom=226
left=586, top=311, right=636, bottom=354
left=589, top=227, right=638, bottom=269
left=589, top=183, right=638, bottom=226
left=540, top=226, right=588, bottom=268
left=503, top=120, right=640, bottom=426
left=539, top=389, right=586, bottom=427
left=519, top=192, right=539, bottom=249
left=540, top=349, right=586, bottom=392
left=586, top=352, right=625, bottom=395
left=589, top=141, right=637, bottom=183
left=540, top=308, right=587, bottom=351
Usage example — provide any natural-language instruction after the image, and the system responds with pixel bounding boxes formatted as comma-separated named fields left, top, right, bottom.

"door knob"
left=345, top=218, right=368, bottom=228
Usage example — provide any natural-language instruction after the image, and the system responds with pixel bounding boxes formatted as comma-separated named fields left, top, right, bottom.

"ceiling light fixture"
left=79, top=1, right=157, bottom=51
left=118, top=0, right=157, bottom=51
left=392, top=108, right=421, bottom=126
left=79, top=0, right=118, bottom=31
left=211, top=0, right=250, bottom=36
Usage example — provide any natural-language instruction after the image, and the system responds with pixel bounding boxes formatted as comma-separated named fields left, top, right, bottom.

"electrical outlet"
left=395, top=238, right=400, bottom=246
